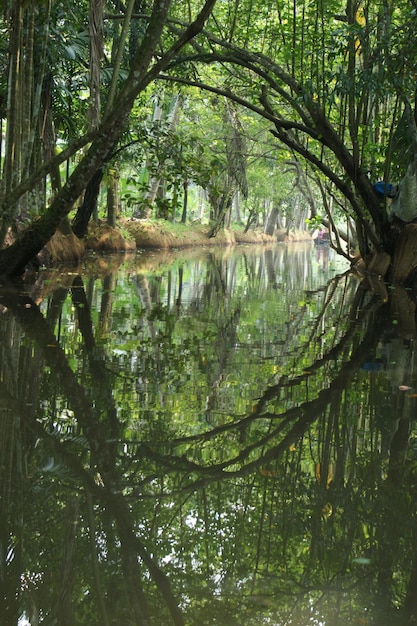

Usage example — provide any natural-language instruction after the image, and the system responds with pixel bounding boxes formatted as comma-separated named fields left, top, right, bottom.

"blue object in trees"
left=374, top=181, right=398, bottom=198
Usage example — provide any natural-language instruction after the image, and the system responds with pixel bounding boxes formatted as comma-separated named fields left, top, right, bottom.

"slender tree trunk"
left=233, top=190, right=242, bottom=224
left=197, top=187, right=205, bottom=220
left=144, top=95, right=181, bottom=215
left=88, top=0, right=103, bottom=130
left=1, top=0, right=55, bottom=243
left=0, top=1, right=23, bottom=243
left=243, top=208, right=257, bottom=233
left=72, top=168, right=104, bottom=238
left=105, top=0, right=136, bottom=116
left=264, top=205, right=279, bottom=236
left=181, top=181, right=188, bottom=223
left=72, top=0, right=104, bottom=237
left=106, top=171, right=118, bottom=228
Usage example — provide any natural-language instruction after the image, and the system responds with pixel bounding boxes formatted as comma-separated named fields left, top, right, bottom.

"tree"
left=163, top=0, right=417, bottom=282
left=205, top=98, right=248, bottom=236
left=3, top=0, right=417, bottom=281
left=0, top=0, right=217, bottom=276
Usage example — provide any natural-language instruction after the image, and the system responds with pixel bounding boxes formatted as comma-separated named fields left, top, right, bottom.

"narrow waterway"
left=1, top=242, right=417, bottom=626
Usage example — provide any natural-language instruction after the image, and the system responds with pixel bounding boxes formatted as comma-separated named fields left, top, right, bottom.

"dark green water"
left=1, top=243, right=417, bottom=626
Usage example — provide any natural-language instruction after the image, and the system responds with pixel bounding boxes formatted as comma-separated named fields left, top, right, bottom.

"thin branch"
left=0, top=131, right=96, bottom=216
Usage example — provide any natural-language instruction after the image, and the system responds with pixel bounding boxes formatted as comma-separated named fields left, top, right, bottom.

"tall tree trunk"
left=264, top=205, right=279, bottom=236
left=88, top=0, right=103, bottom=130
left=72, top=0, right=104, bottom=237
left=143, top=95, right=181, bottom=215
left=106, top=170, right=118, bottom=228
left=72, top=168, right=104, bottom=238
left=1, top=1, right=53, bottom=243
left=105, top=0, right=136, bottom=116
left=0, top=1, right=23, bottom=243
left=208, top=194, right=232, bottom=237
left=180, top=180, right=188, bottom=223
left=197, top=187, right=206, bottom=220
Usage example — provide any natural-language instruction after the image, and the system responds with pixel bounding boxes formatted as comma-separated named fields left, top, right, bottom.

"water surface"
left=1, top=243, right=416, bottom=626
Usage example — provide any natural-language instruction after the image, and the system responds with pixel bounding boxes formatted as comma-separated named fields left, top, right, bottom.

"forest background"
left=4, top=3, right=417, bottom=624
left=1, top=0, right=417, bottom=281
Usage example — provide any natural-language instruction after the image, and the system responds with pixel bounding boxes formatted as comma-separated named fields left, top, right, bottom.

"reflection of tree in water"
left=0, top=256, right=417, bottom=625
left=0, top=278, right=183, bottom=626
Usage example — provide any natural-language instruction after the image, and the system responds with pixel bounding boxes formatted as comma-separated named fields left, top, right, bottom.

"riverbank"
left=82, top=219, right=311, bottom=251
left=41, top=219, right=313, bottom=266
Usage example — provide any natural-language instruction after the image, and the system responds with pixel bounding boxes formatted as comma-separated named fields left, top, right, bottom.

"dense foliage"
left=3, top=4, right=417, bottom=624
left=1, top=1, right=417, bottom=276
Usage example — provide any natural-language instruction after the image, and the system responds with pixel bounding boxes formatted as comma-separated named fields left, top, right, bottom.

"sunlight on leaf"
left=352, top=557, right=372, bottom=565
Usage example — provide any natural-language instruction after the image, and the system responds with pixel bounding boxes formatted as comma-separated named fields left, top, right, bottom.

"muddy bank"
left=37, top=221, right=313, bottom=269
left=119, top=219, right=276, bottom=249
left=84, top=220, right=311, bottom=251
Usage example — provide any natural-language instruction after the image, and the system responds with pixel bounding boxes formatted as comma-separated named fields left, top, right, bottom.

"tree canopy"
left=1, top=0, right=417, bottom=279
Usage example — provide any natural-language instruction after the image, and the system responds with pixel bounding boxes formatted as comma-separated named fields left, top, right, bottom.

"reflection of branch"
left=181, top=302, right=386, bottom=492
left=70, top=275, right=121, bottom=450
left=85, top=492, right=110, bottom=626
left=0, top=281, right=109, bottom=452
left=23, top=414, right=184, bottom=625
left=71, top=275, right=96, bottom=350
left=125, top=286, right=377, bottom=458
left=134, top=296, right=386, bottom=495
left=256, top=288, right=377, bottom=412
left=302, top=274, right=347, bottom=354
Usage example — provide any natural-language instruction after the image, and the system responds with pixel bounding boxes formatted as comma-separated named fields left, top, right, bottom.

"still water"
left=1, top=242, right=417, bottom=626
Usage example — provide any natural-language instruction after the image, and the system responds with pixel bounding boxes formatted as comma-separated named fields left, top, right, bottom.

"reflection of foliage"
left=1, top=251, right=417, bottom=624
